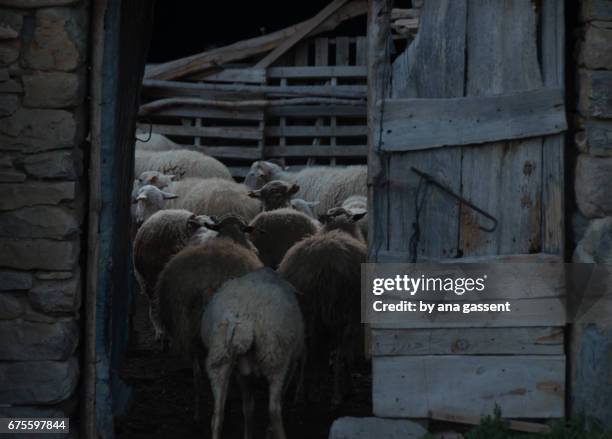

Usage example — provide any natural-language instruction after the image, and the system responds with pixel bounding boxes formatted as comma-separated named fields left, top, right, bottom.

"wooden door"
left=368, top=0, right=566, bottom=264
left=366, top=0, right=567, bottom=419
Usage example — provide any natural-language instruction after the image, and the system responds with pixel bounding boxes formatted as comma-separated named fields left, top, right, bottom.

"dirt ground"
left=116, top=294, right=373, bottom=439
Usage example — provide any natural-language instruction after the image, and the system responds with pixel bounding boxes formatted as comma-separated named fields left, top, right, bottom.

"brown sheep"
left=249, top=208, right=319, bottom=269
left=277, top=219, right=366, bottom=407
left=155, top=215, right=262, bottom=420
left=133, top=209, right=215, bottom=339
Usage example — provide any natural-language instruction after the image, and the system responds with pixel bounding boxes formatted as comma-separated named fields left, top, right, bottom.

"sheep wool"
left=144, top=149, right=232, bottom=181
left=201, top=268, right=304, bottom=439
left=156, top=237, right=263, bottom=358
left=249, top=208, right=319, bottom=268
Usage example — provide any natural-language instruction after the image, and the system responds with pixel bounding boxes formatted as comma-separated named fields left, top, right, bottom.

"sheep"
left=143, top=149, right=232, bottom=181
left=133, top=185, right=178, bottom=227
left=249, top=208, right=319, bottom=269
left=341, top=195, right=368, bottom=240
left=201, top=268, right=304, bottom=439
left=277, top=216, right=367, bottom=406
left=290, top=198, right=320, bottom=219
left=133, top=209, right=215, bottom=339
left=319, top=206, right=367, bottom=243
left=247, top=179, right=299, bottom=211
left=135, top=132, right=182, bottom=152
left=244, top=160, right=366, bottom=216
left=155, top=215, right=262, bottom=420
left=179, top=177, right=261, bottom=221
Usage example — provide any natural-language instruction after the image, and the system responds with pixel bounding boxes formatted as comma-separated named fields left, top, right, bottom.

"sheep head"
left=319, top=207, right=367, bottom=240
left=244, top=160, right=287, bottom=190
left=204, top=214, right=258, bottom=250
left=133, top=185, right=178, bottom=227
left=248, top=180, right=299, bottom=211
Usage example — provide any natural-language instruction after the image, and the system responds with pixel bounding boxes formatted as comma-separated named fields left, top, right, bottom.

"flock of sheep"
left=131, top=133, right=368, bottom=439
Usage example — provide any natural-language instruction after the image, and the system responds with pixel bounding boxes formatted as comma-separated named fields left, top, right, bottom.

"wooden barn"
left=0, top=0, right=611, bottom=438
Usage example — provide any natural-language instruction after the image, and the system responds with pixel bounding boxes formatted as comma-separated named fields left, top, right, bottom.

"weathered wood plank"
left=148, top=106, right=264, bottom=121
left=460, top=0, right=544, bottom=257
left=429, top=411, right=553, bottom=434
left=355, top=36, right=367, bottom=66
left=266, top=125, right=367, bottom=137
left=376, top=251, right=562, bottom=264
left=144, top=123, right=262, bottom=140
left=190, top=146, right=261, bottom=159
left=267, top=65, right=367, bottom=78
left=265, top=144, right=367, bottom=157
left=377, top=88, right=566, bottom=151
left=266, top=104, right=366, bottom=117
left=142, top=79, right=367, bottom=99
left=294, top=41, right=310, bottom=66
left=188, top=68, right=266, bottom=84
left=372, top=327, right=564, bottom=356
left=541, top=0, right=565, bottom=255
left=387, top=0, right=467, bottom=260
left=373, top=355, right=565, bottom=418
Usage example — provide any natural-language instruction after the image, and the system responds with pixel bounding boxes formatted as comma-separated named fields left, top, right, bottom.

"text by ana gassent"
left=372, top=274, right=488, bottom=296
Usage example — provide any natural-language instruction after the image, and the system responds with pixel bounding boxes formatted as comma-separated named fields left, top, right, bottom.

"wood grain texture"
left=373, top=355, right=565, bottom=418
left=387, top=0, right=467, bottom=260
left=460, top=0, right=544, bottom=257
left=372, top=327, right=565, bottom=356
left=377, top=88, right=566, bottom=151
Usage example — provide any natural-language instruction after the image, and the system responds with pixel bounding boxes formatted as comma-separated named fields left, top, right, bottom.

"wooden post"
left=365, top=0, right=392, bottom=358
left=84, top=1, right=107, bottom=437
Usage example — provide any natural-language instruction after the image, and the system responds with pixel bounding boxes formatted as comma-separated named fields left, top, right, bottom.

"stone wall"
left=0, top=0, right=88, bottom=425
left=571, top=0, right=612, bottom=429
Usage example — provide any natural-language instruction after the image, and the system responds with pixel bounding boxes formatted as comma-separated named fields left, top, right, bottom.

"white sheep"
left=133, top=185, right=178, bottom=227
left=201, top=268, right=304, bottom=439
left=290, top=198, right=320, bottom=219
left=139, top=149, right=232, bottom=181
left=244, top=160, right=366, bottom=216
left=135, top=132, right=183, bottom=152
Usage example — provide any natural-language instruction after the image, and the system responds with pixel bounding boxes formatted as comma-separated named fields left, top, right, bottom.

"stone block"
left=582, top=0, right=612, bottom=21
left=0, top=293, right=24, bottom=319
left=329, top=417, right=427, bottom=439
left=582, top=120, right=612, bottom=157
left=0, top=182, right=76, bottom=211
left=0, top=92, right=17, bottom=116
left=575, top=154, right=612, bottom=218
left=0, top=108, right=80, bottom=153
left=0, top=169, right=26, bottom=182
left=22, top=6, right=87, bottom=71
left=581, top=24, right=612, bottom=69
left=0, top=357, right=78, bottom=404
left=0, top=39, right=19, bottom=65
left=0, top=270, right=33, bottom=290
left=0, top=319, right=78, bottom=360
left=23, top=71, right=84, bottom=108
left=35, top=271, right=72, bottom=280
left=29, top=274, right=80, bottom=313
left=579, top=70, right=612, bottom=118
left=23, top=148, right=82, bottom=179
left=0, top=238, right=79, bottom=270
left=0, top=206, right=80, bottom=238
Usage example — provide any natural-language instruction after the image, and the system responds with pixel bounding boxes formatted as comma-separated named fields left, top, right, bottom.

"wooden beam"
left=145, top=0, right=366, bottom=80
left=255, top=0, right=349, bottom=69
left=373, top=355, right=565, bottom=418
left=266, top=104, right=366, bottom=117
left=266, top=125, right=367, bottom=137
left=139, top=96, right=364, bottom=115
left=267, top=65, right=367, bottom=78
left=146, top=106, right=264, bottom=121
left=376, top=88, right=567, bottom=152
left=188, top=68, right=266, bottom=84
left=265, top=144, right=367, bottom=157
left=190, top=146, right=261, bottom=159
left=142, top=78, right=367, bottom=99
left=143, top=123, right=262, bottom=140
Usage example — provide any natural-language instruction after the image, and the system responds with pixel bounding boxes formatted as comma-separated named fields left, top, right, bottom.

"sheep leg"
left=192, top=356, right=203, bottom=423
left=208, top=362, right=232, bottom=439
left=237, top=375, right=255, bottom=439
left=266, top=369, right=287, bottom=439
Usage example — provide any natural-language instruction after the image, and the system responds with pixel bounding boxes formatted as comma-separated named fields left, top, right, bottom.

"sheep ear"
left=351, top=211, right=367, bottom=222
left=148, top=175, right=158, bottom=184
left=161, top=191, right=178, bottom=200
left=288, top=184, right=300, bottom=196
left=136, top=194, right=147, bottom=202
left=258, top=161, right=272, bottom=177
left=247, top=190, right=261, bottom=199
left=187, top=215, right=201, bottom=230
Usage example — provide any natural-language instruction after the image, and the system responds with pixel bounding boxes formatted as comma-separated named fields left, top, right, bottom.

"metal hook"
left=410, top=167, right=498, bottom=233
